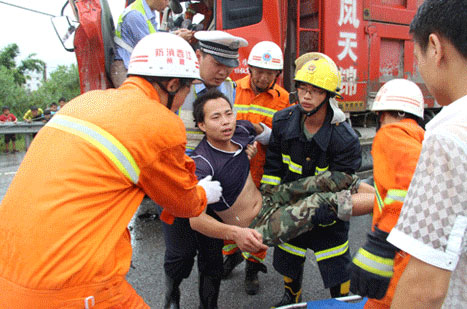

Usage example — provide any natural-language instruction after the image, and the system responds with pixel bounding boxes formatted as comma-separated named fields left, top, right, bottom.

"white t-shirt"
left=388, top=95, right=467, bottom=308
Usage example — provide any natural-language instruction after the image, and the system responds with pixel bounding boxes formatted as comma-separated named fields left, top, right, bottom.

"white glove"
left=254, top=122, right=272, bottom=145
left=198, top=175, right=222, bottom=204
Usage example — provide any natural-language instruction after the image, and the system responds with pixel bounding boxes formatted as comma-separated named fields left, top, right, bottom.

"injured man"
left=189, top=89, right=374, bottom=254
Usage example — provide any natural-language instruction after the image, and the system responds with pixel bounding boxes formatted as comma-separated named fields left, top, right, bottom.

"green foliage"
left=0, top=43, right=45, bottom=86
left=0, top=44, right=80, bottom=118
left=0, top=66, right=28, bottom=116
left=31, top=64, right=81, bottom=107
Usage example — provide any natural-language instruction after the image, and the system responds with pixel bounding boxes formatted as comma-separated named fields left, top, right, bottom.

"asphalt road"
left=0, top=151, right=372, bottom=308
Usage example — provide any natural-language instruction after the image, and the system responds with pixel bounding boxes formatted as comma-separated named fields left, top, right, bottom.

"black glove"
left=349, top=227, right=397, bottom=299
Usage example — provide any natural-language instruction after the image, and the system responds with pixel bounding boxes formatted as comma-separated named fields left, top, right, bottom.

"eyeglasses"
left=297, top=85, right=326, bottom=96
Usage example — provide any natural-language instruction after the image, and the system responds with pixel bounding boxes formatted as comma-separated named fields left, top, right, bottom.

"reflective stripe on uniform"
left=260, top=174, right=281, bottom=185
left=374, top=184, right=384, bottom=213
left=278, top=243, right=307, bottom=258
left=242, top=252, right=264, bottom=263
left=314, top=165, right=329, bottom=175
left=315, top=240, right=349, bottom=262
left=46, top=115, right=140, bottom=184
left=223, top=243, right=238, bottom=253
left=235, top=104, right=277, bottom=118
left=282, top=154, right=303, bottom=175
left=384, top=189, right=407, bottom=205
left=352, top=248, right=394, bottom=277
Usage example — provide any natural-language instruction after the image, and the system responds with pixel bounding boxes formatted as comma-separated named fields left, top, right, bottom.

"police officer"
left=261, top=53, right=362, bottom=306
left=163, top=30, right=248, bottom=309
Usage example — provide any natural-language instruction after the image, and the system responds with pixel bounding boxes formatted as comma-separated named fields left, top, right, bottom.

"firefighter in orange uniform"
left=349, top=79, right=425, bottom=308
left=222, top=41, right=289, bottom=295
left=0, top=33, right=223, bottom=308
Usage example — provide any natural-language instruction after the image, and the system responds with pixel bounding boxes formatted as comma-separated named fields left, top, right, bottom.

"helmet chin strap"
left=156, top=81, right=178, bottom=110
left=298, top=93, right=330, bottom=118
left=250, top=68, right=281, bottom=93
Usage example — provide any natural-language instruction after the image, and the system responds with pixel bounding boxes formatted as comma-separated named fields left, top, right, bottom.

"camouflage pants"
left=249, top=171, right=360, bottom=246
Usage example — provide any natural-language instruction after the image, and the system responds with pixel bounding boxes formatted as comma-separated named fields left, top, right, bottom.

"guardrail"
left=0, top=122, right=45, bottom=150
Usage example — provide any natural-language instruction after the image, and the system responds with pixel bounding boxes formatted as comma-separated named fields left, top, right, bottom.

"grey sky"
left=0, top=0, right=124, bottom=72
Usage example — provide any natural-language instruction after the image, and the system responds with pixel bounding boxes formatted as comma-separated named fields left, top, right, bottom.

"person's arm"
left=190, top=211, right=268, bottom=253
left=139, top=144, right=207, bottom=222
left=391, top=257, right=451, bottom=308
left=351, top=182, right=374, bottom=216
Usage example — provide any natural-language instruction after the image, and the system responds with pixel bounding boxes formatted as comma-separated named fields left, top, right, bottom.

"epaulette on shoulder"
left=274, top=105, right=296, bottom=122
left=334, top=121, right=359, bottom=140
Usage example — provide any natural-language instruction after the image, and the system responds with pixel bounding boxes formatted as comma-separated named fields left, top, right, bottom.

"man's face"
left=198, top=52, right=234, bottom=88
left=250, top=66, right=279, bottom=92
left=59, top=101, right=66, bottom=108
left=2, top=109, right=9, bottom=116
left=296, top=83, right=327, bottom=112
left=31, top=110, right=39, bottom=117
left=198, top=98, right=236, bottom=144
left=50, top=105, right=58, bottom=112
left=148, top=0, right=169, bottom=13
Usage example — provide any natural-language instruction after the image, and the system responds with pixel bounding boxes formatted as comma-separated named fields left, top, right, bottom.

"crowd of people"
left=0, top=98, right=67, bottom=153
left=0, top=0, right=465, bottom=308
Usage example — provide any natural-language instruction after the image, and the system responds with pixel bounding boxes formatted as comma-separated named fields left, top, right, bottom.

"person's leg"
left=243, top=250, right=267, bottom=295
left=221, top=240, right=244, bottom=279
left=311, top=222, right=352, bottom=298
left=272, top=233, right=309, bottom=307
left=252, top=191, right=351, bottom=246
left=196, top=223, right=224, bottom=309
left=162, top=216, right=198, bottom=309
left=260, top=171, right=359, bottom=202
left=4, top=135, right=10, bottom=153
left=11, top=134, right=16, bottom=152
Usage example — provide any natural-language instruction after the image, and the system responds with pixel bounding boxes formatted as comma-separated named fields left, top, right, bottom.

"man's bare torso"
left=215, top=172, right=262, bottom=228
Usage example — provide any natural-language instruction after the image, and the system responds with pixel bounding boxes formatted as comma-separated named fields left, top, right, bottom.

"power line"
left=0, top=1, right=57, bottom=18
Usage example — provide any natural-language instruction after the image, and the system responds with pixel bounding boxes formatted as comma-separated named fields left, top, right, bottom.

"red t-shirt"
left=0, top=113, right=16, bottom=122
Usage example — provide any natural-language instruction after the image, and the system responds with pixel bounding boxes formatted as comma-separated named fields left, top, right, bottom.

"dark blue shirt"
left=191, top=120, right=256, bottom=212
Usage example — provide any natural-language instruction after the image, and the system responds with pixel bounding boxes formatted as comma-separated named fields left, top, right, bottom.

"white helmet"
left=247, top=41, right=283, bottom=70
left=128, top=32, right=201, bottom=80
left=371, top=79, right=424, bottom=119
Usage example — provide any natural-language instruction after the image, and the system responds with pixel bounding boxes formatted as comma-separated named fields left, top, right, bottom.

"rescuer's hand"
left=349, top=227, right=397, bottom=299
left=234, top=227, right=268, bottom=253
left=198, top=175, right=222, bottom=204
left=246, top=141, right=258, bottom=160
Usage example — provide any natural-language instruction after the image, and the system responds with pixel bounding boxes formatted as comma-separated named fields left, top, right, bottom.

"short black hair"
left=58, top=97, right=66, bottom=102
left=50, top=102, right=57, bottom=107
left=193, top=89, right=232, bottom=124
left=44, top=109, right=52, bottom=115
left=410, top=0, right=467, bottom=58
left=30, top=106, right=38, bottom=111
left=2, top=106, right=9, bottom=112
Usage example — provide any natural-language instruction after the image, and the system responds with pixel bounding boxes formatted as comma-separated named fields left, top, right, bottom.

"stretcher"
left=278, top=295, right=367, bottom=308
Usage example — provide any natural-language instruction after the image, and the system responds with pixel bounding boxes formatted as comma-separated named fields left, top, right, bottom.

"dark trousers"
left=162, top=208, right=224, bottom=281
left=273, top=220, right=351, bottom=288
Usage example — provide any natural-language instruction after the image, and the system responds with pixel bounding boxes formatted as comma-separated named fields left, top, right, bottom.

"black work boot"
left=164, top=276, right=181, bottom=309
left=272, top=265, right=304, bottom=307
left=198, top=273, right=221, bottom=309
left=244, top=260, right=267, bottom=295
left=221, top=251, right=244, bottom=279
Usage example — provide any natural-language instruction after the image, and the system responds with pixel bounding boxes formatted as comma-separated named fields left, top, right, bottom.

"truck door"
left=215, top=0, right=283, bottom=81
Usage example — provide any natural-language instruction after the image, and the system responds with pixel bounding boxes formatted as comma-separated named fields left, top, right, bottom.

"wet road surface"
left=1, top=151, right=371, bottom=308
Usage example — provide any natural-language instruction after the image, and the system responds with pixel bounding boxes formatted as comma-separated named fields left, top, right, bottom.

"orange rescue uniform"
left=365, top=118, right=424, bottom=309
left=0, top=76, right=206, bottom=308
left=234, top=75, right=289, bottom=187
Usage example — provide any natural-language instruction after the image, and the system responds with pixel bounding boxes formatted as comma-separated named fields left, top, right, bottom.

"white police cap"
left=195, top=31, right=248, bottom=68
